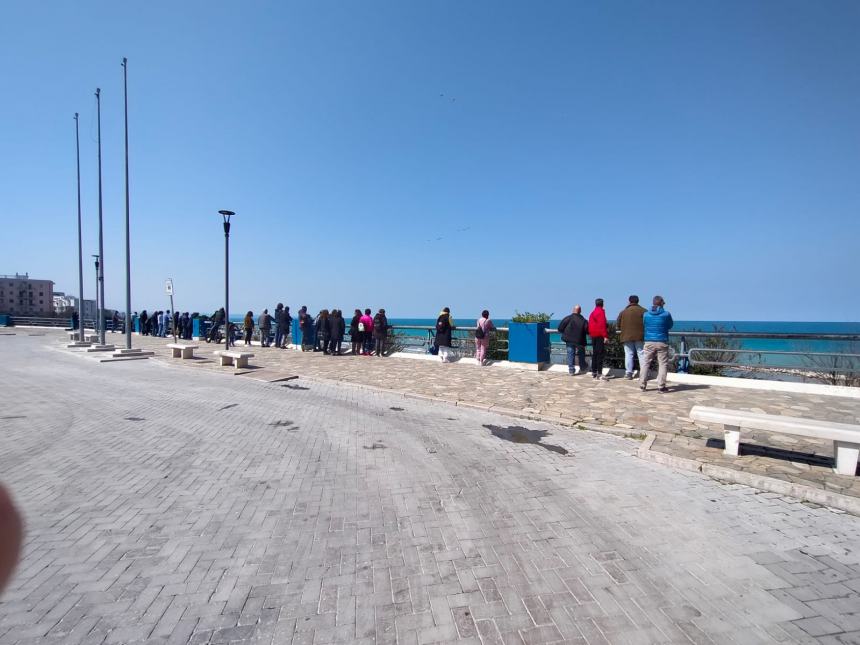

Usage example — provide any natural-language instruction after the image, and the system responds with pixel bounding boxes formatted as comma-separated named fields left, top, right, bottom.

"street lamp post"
left=219, top=210, right=235, bottom=349
left=122, top=58, right=132, bottom=350
left=74, top=114, right=85, bottom=344
left=92, top=255, right=100, bottom=335
left=95, top=87, right=106, bottom=346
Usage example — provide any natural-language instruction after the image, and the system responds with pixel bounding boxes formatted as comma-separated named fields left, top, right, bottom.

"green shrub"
left=511, top=311, right=553, bottom=323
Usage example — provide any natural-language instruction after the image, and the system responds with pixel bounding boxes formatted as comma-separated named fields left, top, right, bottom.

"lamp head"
left=218, top=210, right=235, bottom=234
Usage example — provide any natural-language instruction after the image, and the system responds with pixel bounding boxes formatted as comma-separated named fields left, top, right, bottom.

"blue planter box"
left=508, top=322, right=550, bottom=363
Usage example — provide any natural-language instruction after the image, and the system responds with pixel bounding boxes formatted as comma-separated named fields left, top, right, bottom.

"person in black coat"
left=435, top=307, right=454, bottom=362
left=328, top=310, right=346, bottom=355
left=139, top=310, right=148, bottom=335
left=557, top=305, right=589, bottom=375
left=372, top=309, right=389, bottom=357
left=349, top=309, right=362, bottom=355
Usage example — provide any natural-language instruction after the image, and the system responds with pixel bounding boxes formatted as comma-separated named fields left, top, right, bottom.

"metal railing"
left=5, top=316, right=127, bottom=332
left=389, top=325, right=509, bottom=359
left=543, top=327, right=860, bottom=379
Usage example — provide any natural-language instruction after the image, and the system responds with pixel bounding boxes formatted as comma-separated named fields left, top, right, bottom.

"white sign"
left=165, top=279, right=174, bottom=295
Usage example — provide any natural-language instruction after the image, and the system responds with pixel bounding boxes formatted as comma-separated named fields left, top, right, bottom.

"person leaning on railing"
left=558, top=305, right=588, bottom=375
left=475, top=310, right=495, bottom=366
left=435, top=308, right=455, bottom=363
left=640, top=295, right=674, bottom=393
left=588, top=299, right=609, bottom=380
left=616, top=295, right=646, bottom=380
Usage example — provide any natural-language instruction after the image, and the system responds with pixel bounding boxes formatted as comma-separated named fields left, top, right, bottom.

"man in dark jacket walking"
left=616, top=295, right=646, bottom=379
left=557, top=305, right=589, bottom=375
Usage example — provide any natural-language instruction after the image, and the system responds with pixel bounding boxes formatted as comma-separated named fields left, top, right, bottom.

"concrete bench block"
left=690, top=405, right=860, bottom=476
left=214, top=351, right=254, bottom=369
left=167, top=344, right=198, bottom=359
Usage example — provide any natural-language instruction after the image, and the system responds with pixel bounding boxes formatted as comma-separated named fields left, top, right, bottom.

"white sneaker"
left=599, top=375, right=608, bottom=381
left=574, top=366, right=581, bottom=375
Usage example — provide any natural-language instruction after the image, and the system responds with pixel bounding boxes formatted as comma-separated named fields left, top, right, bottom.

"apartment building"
left=0, top=273, right=55, bottom=316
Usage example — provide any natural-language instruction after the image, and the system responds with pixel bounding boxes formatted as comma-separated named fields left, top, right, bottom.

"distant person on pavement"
left=209, top=308, right=225, bottom=343
left=588, top=299, right=609, bottom=380
left=359, top=309, right=374, bottom=355
left=617, top=295, right=646, bottom=380
left=298, top=306, right=313, bottom=351
left=640, top=295, right=674, bottom=393
left=243, top=311, right=254, bottom=346
left=329, top=309, right=345, bottom=355
left=274, top=304, right=286, bottom=348
left=282, top=306, right=292, bottom=347
left=111, top=311, right=119, bottom=333
left=558, top=305, right=589, bottom=375
left=316, top=309, right=330, bottom=353
left=373, top=308, right=389, bottom=357
left=350, top=309, right=363, bottom=355
left=172, top=310, right=180, bottom=336
left=139, top=310, right=148, bottom=336
left=0, top=484, right=22, bottom=594
left=435, top=307, right=455, bottom=362
left=258, top=309, right=273, bottom=347
left=475, top=310, right=494, bottom=366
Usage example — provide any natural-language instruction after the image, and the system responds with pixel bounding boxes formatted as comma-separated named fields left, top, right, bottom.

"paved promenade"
left=125, top=332, right=860, bottom=500
left=0, top=332, right=859, bottom=644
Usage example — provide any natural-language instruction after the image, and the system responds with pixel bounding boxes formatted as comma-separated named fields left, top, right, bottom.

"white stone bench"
left=213, top=350, right=254, bottom=369
left=167, top=343, right=198, bottom=359
left=690, top=405, right=860, bottom=476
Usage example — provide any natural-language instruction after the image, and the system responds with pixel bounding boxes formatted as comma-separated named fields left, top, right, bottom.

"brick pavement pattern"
left=128, top=332, right=860, bottom=497
left=1, top=334, right=860, bottom=644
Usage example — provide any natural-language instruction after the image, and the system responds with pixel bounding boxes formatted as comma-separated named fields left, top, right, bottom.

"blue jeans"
left=565, top=343, right=586, bottom=373
left=623, top=341, right=644, bottom=375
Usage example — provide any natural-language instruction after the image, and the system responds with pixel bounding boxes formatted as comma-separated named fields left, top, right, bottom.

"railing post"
left=679, top=335, right=689, bottom=373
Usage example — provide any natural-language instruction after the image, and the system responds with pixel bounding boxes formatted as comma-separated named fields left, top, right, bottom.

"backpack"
left=358, top=321, right=365, bottom=332
left=475, top=322, right=485, bottom=340
left=374, top=316, right=384, bottom=332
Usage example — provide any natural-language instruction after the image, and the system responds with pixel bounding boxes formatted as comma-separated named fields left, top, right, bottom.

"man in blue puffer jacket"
left=640, top=295, right=674, bottom=392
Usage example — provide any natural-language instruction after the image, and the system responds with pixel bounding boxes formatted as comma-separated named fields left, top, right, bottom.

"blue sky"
left=1, top=1, right=858, bottom=321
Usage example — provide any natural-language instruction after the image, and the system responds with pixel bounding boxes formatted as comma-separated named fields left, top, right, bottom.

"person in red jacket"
left=588, top=298, right=609, bottom=380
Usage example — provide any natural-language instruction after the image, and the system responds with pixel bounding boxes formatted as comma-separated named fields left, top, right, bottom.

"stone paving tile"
left=0, top=333, right=859, bottom=644
left=113, top=331, right=860, bottom=498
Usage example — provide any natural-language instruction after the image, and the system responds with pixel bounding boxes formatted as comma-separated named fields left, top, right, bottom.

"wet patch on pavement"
left=483, top=424, right=569, bottom=455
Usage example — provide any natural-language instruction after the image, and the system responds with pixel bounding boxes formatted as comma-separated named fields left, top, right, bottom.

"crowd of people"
left=131, top=295, right=673, bottom=389
left=558, top=294, right=674, bottom=392
left=134, top=309, right=194, bottom=340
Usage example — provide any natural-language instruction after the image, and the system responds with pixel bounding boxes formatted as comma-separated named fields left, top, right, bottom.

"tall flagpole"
left=122, top=58, right=132, bottom=349
left=95, top=88, right=106, bottom=346
left=75, top=114, right=85, bottom=342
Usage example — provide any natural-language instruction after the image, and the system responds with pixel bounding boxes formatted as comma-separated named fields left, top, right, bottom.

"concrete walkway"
left=104, top=331, right=860, bottom=502
left=2, top=332, right=860, bottom=644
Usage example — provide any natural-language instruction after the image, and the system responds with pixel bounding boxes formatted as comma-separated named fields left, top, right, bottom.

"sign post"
left=165, top=279, right=176, bottom=342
